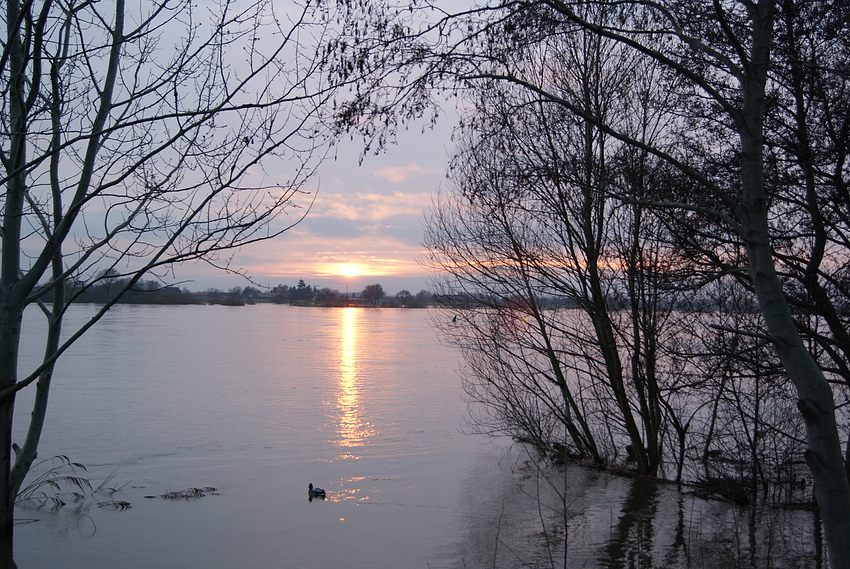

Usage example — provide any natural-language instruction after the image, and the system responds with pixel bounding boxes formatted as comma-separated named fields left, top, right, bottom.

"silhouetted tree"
left=396, top=289, right=412, bottom=307
left=291, top=280, right=315, bottom=304
left=415, top=290, right=432, bottom=305
left=315, top=287, right=348, bottom=306
left=361, top=284, right=385, bottom=305
left=242, top=287, right=261, bottom=298
left=0, top=0, right=344, bottom=542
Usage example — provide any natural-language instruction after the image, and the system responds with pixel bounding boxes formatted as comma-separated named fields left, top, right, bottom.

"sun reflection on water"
left=335, top=307, right=377, bottom=456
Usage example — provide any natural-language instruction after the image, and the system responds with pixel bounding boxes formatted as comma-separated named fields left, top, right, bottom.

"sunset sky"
left=180, top=117, right=457, bottom=296
left=159, top=1, right=465, bottom=297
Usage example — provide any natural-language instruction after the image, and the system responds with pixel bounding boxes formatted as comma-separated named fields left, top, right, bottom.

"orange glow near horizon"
left=228, top=253, right=431, bottom=290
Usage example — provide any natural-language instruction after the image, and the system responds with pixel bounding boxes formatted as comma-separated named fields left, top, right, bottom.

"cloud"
left=311, top=190, right=432, bottom=221
left=371, top=162, right=440, bottom=183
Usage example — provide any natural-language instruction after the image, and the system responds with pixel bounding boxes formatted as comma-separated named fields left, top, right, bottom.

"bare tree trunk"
left=587, top=283, right=651, bottom=473
left=0, top=0, right=28, bottom=538
left=0, top=302, right=23, bottom=536
left=744, top=216, right=850, bottom=563
left=739, top=3, right=850, bottom=561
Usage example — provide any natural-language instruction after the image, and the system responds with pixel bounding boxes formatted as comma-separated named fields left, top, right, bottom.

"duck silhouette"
left=308, top=483, right=326, bottom=500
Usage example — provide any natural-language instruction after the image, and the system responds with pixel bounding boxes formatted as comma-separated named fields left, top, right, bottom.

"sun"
left=338, top=263, right=365, bottom=278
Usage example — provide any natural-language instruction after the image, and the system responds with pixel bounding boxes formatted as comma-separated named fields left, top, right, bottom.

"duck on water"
left=308, top=483, right=326, bottom=500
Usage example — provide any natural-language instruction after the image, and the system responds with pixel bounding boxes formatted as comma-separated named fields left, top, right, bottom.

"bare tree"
left=0, top=0, right=342, bottom=542
left=333, top=0, right=850, bottom=562
left=395, top=289, right=412, bottom=307
left=425, top=15, right=699, bottom=477
left=361, top=283, right=385, bottom=305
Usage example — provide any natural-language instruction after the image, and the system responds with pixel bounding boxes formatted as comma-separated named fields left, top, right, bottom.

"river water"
left=12, top=304, right=822, bottom=568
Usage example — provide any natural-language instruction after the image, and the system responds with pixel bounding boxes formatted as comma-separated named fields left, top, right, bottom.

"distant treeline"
left=268, top=280, right=434, bottom=307
left=71, top=274, right=760, bottom=312
left=68, top=275, right=436, bottom=307
left=69, top=278, right=202, bottom=305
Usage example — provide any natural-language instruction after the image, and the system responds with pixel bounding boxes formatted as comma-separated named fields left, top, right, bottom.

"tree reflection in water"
left=456, top=446, right=822, bottom=568
left=603, top=477, right=659, bottom=568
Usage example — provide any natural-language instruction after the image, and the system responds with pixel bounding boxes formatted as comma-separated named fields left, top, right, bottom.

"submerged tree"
left=0, top=0, right=342, bottom=544
left=426, top=13, right=696, bottom=477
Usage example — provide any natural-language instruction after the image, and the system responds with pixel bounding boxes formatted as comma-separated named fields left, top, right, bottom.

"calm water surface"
left=16, top=304, right=491, bottom=568
left=12, top=305, right=821, bottom=568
